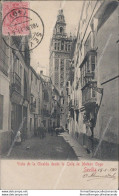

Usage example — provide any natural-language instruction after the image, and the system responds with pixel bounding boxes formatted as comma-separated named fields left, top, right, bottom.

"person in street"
left=15, top=130, right=22, bottom=145
left=48, top=126, right=54, bottom=136
left=37, top=126, right=44, bottom=139
left=51, top=127, right=54, bottom=136
left=55, top=127, right=60, bottom=136
left=38, top=121, right=47, bottom=139
left=89, top=118, right=95, bottom=153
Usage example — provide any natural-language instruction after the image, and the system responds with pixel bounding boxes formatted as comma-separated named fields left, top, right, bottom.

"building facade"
left=67, top=0, right=118, bottom=159
left=49, top=9, right=73, bottom=93
left=0, top=3, right=11, bottom=154
left=51, top=85, right=61, bottom=128
left=49, top=9, right=77, bottom=129
left=28, top=66, right=40, bottom=137
left=9, top=36, right=30, bottom=142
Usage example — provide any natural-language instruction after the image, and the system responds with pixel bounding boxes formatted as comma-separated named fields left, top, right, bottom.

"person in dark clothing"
left=89, top=118, right=95, bottom=152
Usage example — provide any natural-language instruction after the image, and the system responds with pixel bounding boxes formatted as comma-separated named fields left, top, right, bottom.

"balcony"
left=74, top=99, right=79, bottom=111
left=11, top=72, right=21, bottom=94
left=84, top=72, right=94, bottom=78
left=41, top=109, right=50, bottom=117
left=82, top=82, right=97, bottom=106
left=69, top=100, right=74, bottom=110
left=80, top=50, right=96, bottom=89
left=30, top=102, right=36, bottom=113
left=51, top=111, right=57, bottom=118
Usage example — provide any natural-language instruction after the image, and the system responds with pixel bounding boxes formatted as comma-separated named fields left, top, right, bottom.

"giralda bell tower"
left=49, top=9, right=73, bottom=93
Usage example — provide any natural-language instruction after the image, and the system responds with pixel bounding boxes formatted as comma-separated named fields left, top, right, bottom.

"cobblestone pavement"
left=60, top=132, right=92, bottom=160
left=4, top=132, right=78, bottom=160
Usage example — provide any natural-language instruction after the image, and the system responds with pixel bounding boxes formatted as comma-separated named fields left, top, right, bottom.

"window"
left=55, top=59, right=59, bottom=70
left=31, top=96, right=33, bottom=104
left=38, top=98, right=40, bottom=111
left=61, top=74, right=64, bottom=80
left=61, top=41, right=64, bottom=50
left=66, top=60, right=69, bottom=70
left=60, top=59, right=64, bottom=71
left=35, top=77, right=37, bottom=85
left=61, top=59, right=64, bottom=65
left=57, top=43, right=60, bottom=50
left=55, top=73, right=59, bottom=84
left=65, top=44, right=67, bottom=51
left=44, top=90, right=49, bottom=102
left=0, top=95, right=3, bottom=129
left=60, top=27, right=63, bottom=34
left=60, top=65, right=64, bottom=71
left=60, top=82, right=63, bottom=87
left=68, top=45, right=71, bottom=51
left=55, top=64, right=58, bottom=70
left=91, top=55, right=95, bottom=72
left=54, top=43, right=57, bottom=50
left=92, top=89, right=96, bottom=98
left=30, top=118, right=32, bottom=132
left=87, top=61, right=90, bottom=72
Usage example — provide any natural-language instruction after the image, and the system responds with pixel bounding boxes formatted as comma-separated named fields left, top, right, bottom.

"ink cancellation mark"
left=2, top=2, right=44, bottom=51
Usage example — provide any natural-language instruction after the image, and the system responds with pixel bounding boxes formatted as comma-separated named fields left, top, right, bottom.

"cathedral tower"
left=49, top=9, right=73, bottom=93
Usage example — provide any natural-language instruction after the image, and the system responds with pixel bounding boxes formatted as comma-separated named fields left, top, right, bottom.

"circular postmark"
left=2, top=7, right=44, bottom=51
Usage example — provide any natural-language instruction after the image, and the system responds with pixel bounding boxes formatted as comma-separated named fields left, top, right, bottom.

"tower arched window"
left=60, top=59, right=64, bottom=71
left=65, top=44, right=67, bottom=51
left=68, top=45, right=71, bottom=51
left=60, top=27, right=63, bottom=34
left=61, top=41, right=64, bottom=50
left=57, top=42, right=60, bottom=50
left=54, top=43, right=57, bottom=50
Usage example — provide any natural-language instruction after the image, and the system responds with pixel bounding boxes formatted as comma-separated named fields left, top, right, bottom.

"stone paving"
left=3, top=132, right=78, bottom=160
left=60, top=132, right=92, bottom=160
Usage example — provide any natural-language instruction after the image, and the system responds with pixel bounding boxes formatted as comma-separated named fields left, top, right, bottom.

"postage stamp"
left=2, top=1, right=44, bottom=51
left=2, top=1, right=30, bottom=36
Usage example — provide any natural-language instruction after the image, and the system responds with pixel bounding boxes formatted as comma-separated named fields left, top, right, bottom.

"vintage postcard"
left=0, top=0, right=118, bottom=190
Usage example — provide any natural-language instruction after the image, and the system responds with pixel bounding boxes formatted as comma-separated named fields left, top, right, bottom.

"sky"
left=30, top=1, right=83, bottom=75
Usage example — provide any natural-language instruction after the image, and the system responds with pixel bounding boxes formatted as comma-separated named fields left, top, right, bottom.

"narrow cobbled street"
left=6, top=133, right=78, bottom=160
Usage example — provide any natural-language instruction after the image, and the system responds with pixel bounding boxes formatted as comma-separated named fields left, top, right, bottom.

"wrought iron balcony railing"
left=11, top=72, right=21, bottom=94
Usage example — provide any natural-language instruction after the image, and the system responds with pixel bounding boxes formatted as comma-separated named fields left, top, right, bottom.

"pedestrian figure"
left=37, top=126, right=43, bottom=139
left=34, top=128, right=38, bottom=136
left=48, top=127, right=51, bottom=135
left=15, top=130, right=21, bottom=145
left=37, top=122, right=47, bottom=139
left=55, top=127, right=59, bottom=136
left=43, top=126, right=47, bottom=137
left=51, top=127, right=54, bottom=136
left=89, top=118, right=95, bottom=152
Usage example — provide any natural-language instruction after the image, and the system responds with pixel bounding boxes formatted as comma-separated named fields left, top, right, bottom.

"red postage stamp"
left=2, top=1, right=30, bottom=36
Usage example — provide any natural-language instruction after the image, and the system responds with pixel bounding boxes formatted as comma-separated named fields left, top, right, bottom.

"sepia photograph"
left=0, top=0, right=118, bottom=190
